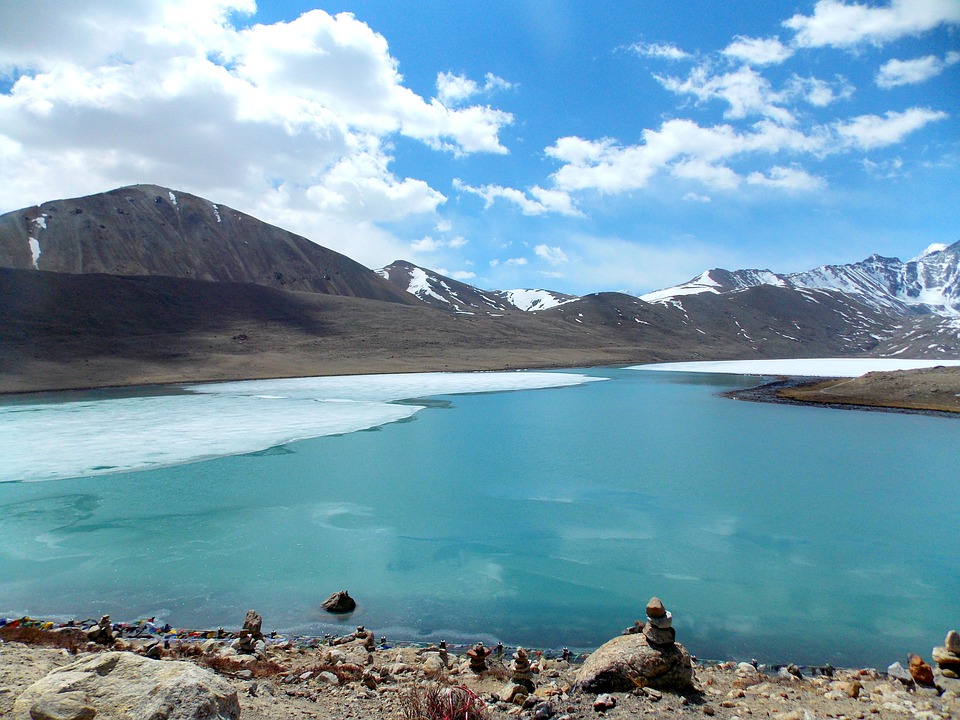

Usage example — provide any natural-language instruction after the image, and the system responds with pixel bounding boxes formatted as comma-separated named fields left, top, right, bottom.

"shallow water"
left=1, top=367, right=957, bottom=668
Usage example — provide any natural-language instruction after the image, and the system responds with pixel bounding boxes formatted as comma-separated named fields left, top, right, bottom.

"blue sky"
left=1, top=1, right=958, bottom=294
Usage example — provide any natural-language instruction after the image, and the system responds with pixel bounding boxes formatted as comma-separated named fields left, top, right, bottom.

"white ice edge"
left=629, top=358, right=960, bottom=377
left=0, top=371, right=604, bottom=483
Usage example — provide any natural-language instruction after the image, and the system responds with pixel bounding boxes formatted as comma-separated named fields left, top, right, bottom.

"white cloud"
left=835, top=107, right=949, bottom=150
left=746, top=165, right=826, bottom=191
left=785, top=0, right=960, bottom=49
left=722, top=36, right=794, bottom=66
left=453, top=179, right=581, bottom=216
left=862, top=156, right=905, bottom=178
left=545, top=118, right=829, bottom=195
left=876, top=53, right=960, bottom=88
left=0, top=1, right=515, bottom=268
left=410, top=234, right=468, bottom=252
left=682, top=192, right=712, bottom=202
left=436, top=71, right=513, bottom=106
left=629, top=42, right=692, bottom=61
left=534, top=244, right=569, bottom=265
left=436, top=268, right=476, bottom=280
left=656, top=64, right=794, bottom=125
left=505, top=257, right=528, bottom=266
left=785, top=75, right=855, bottom=106
left=411, top=236, right=441, bottom=252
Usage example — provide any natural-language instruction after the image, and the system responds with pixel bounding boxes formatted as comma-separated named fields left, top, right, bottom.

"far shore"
left=4, top=356, right=960, bottom=419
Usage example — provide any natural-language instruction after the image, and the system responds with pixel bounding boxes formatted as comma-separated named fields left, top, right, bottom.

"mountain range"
left=1, top=184, right=957, bottom=392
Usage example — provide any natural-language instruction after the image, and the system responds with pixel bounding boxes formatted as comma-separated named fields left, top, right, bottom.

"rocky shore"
left=724, top=366, right=960, bottom=418
left=2, top=606, right=959, bottom=720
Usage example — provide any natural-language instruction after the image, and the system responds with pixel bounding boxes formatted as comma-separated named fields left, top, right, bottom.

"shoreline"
left=723, top=377, right=960, bottom=418
left=3, top=614, right=959, bottom=720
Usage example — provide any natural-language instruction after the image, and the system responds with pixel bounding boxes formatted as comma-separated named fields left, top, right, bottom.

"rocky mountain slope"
left=641, top=243, right=960, bottom=317
left=1, top=184, right=958, bottom=392
left=377, top=260, right=577, bottom=313
left=0, top=184, right=415, bottom=304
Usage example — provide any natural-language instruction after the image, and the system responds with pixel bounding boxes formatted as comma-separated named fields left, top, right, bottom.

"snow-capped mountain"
left=643, top=241, right=960, bottom=318
left=377, top=260, right=578, bottom=313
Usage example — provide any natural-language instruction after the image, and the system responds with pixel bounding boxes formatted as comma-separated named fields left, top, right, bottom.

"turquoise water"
left=1, top=368, right=957, bottom=668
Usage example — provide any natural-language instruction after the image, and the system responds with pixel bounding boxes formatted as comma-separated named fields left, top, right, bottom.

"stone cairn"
left=511, top=647, right=536, bottom=692
left=235, top=609, right=263, bottom=654
left=643, top=597, right=676, bottom=646
left=466, top=641, right=493, bottom=673
left=933, top=630, right=960, bottom=679
left=85, top=615, right=115, bottom=646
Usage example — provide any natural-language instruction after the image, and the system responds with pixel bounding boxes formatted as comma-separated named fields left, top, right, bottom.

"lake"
left=1, top=366, right=957, bottom=669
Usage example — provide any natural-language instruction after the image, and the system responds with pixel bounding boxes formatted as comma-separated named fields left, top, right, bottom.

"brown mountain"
left=0, top=184, right=415, bottom=304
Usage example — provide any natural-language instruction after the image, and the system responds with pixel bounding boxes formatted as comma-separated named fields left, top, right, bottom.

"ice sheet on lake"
left=0, top=371, right=602, bottom=483
left=630, top=358, right=960, bottom=377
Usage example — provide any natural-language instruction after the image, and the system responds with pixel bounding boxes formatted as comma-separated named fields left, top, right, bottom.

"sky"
left=1, top=1, right=958, bottom=295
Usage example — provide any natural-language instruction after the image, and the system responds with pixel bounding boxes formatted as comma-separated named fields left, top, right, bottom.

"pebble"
left=593, top=693, right=617, bottom=711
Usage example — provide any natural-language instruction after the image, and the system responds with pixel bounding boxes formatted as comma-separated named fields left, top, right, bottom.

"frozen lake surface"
left=1, top=365, right=957, bottom=668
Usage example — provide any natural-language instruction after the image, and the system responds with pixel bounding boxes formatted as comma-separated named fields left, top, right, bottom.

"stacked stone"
left=511, top=647, right=535, bottom=691
left=466, top=642, right=492, bottom=672
left=643, top=597, right=676, bottom=647
left=933, top=630, right=960, bottom=679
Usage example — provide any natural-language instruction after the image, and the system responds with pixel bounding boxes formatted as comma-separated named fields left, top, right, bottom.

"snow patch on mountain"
left=28, top=237, right=41, bottom=269
left=643, top=241, right=960, bottom=317
left=500, top=289, right=575, bottom=311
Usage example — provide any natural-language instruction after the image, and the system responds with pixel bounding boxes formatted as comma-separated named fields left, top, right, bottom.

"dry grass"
left=400, top=681, right=486, bottom=720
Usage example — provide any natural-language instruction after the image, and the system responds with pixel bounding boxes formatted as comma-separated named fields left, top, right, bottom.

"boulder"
left=574, top=633, right=693, bottom=693
left=12, top=651, right=240, bottom=720
left=322, top=590, right=357, bottom=614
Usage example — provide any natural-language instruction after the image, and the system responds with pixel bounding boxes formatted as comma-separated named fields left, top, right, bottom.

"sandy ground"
left=2, top=631, right=959, bottom=720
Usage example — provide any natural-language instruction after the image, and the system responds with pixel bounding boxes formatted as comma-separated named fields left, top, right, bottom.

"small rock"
left=643, top=624, right=676, bottom=646
left=703, top=704, right=716, bottom=715
left=946, top=630, right=960, bottom=654
left=910, top=654, right=935, bottom=687
left=643, top=687, right=663, bottom=701
left=533, top=700, right=555, bottom=719
left=243, top=609, right=263, bottom=636
left=422, top=655, right=445, bottom=678
left=887, top=662, right=912, bottom=682
left=322, top=590, right=357, bottom=614
left=317, top=671, right=339, bottom=685
left=646, top=597, right=667, bottom=619
left=499, top=682, right=525, bottom=703
left=593, top=693, right=617, bottom=712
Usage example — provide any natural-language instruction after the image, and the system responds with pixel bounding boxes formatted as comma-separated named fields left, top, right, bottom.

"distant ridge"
left=377, top=260, right=578, bottom=313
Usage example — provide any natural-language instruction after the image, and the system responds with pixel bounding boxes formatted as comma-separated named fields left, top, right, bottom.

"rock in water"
left=933, top=630, right=960, bottom=679
left=322, top=590, right=357, bottom=613
left=12, top=651, right=240, bottom=720
left=574, top=633, right=693, bottom=692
